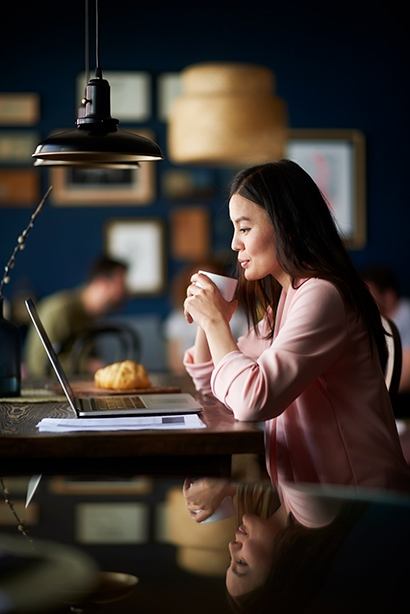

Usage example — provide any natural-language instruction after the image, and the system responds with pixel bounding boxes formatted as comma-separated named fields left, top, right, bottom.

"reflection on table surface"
left=1, top=469, right=409, bottom=613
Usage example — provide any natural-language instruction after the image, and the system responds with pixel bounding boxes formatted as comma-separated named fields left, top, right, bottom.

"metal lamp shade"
left=32, top=128, right=164, bottom=164
left=33, top=76, right=164, bottom=166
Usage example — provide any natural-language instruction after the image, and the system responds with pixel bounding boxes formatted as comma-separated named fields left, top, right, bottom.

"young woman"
left=183, top=160, right=410, bottom=493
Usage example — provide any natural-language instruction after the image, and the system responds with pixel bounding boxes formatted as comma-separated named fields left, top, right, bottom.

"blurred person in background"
left=361, top=264, right=410, bottom=394
left=24, top=256, right=128, bottom=377
left=362, top=263, right=410, bottom=419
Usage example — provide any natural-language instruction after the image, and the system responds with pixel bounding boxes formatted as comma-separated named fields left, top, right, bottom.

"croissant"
left=94, top=360, right=151, bottom=390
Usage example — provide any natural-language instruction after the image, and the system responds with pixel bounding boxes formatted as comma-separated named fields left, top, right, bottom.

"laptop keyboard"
left=94, top=396, right=146, bottom=411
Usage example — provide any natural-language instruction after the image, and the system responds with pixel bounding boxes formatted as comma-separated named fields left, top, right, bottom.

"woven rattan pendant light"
left=168, top=62, right=287, bottom=167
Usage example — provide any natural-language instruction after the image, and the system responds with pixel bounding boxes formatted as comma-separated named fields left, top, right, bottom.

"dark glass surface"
left=0, top=472, right=409, bottom=613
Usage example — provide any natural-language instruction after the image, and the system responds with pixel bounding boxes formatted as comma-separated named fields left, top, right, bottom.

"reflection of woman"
left=183, top=161, right=410, bottom=492
left=227, top=501, right=370, bottom=613
left=183, top=478, right=368, bottom=613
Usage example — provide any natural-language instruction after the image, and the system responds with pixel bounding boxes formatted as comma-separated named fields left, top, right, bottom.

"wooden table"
left=0, top=373, right=264, bottom=478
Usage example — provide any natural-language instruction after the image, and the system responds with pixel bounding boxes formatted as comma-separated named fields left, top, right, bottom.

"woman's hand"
left=184, top=273, right=240, bottom=366
left=184, top=272, right=238, bottom=329
left=183, top=477, right=236, bottom=522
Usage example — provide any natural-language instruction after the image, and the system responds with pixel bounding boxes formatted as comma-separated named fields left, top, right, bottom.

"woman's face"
left=229, top=193, right=290, bottom=290
left=226, top=513, right=282, bottom=597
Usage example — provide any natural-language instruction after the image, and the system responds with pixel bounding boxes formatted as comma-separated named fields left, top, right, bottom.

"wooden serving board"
left=46, top=380, right=181, bottom=397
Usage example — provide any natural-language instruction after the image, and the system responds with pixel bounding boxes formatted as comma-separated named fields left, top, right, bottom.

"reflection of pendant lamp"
left=168, top=62, right=288, bottom=167
left=32, top=0, right=163, bottom=168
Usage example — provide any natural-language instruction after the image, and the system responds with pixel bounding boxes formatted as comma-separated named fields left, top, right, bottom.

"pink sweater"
left=184, top=278, right=410, bottom=493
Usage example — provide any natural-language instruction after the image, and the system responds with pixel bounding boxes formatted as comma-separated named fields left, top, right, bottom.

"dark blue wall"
left=1, top=0, right=409, bottom=320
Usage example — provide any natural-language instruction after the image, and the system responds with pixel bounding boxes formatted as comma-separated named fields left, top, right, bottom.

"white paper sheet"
left=37, top=414, right=206, bottom=432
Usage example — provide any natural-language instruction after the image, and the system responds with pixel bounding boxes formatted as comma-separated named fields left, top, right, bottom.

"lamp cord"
left=85, top=0, right=89, bottom=84
left=84, top=0, right=102, bottom=83
left=95, top=0, right=102, bottom=78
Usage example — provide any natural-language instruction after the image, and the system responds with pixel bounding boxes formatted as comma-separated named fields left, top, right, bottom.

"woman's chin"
left=244, top=270, right=257, bottom=281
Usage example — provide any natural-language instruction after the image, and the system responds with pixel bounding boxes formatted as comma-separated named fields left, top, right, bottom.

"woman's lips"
left=239, top=260, right=249, bottom=268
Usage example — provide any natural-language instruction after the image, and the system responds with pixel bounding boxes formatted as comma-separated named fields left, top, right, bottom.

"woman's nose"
left=231, top=232, right=240, bottom=252
left=229, top=540, right=240, bottom=555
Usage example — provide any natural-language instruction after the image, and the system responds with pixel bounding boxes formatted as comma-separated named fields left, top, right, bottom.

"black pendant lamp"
left=32, top=0, right=163, bottom=167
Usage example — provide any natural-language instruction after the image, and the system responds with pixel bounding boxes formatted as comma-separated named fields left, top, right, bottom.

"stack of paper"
left=37, top=414, right=206, bottom=433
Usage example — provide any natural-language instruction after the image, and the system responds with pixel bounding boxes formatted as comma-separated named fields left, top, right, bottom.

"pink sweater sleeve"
left=280, top=482, right=340, bottom=527
left=183, top=347, right=214, bottom=395
left=211, top=280, right=349, bottom=421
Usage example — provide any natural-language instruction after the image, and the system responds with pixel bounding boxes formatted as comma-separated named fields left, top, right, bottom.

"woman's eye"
left=239, top=227, right=250, bottom=234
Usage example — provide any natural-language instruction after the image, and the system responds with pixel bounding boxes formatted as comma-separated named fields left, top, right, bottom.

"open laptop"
left=25, top=298, right=203, bottom=418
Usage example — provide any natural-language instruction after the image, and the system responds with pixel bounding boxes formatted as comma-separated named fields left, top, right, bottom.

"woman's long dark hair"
left=226, top=500, right=370, bottom=613
left=230, top=160, right=387, bottom=369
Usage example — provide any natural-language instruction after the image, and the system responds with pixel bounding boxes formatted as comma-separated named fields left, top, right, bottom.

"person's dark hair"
left=87, top=256, right=127, bottom=282
left=226, top=500, right=370, bottom=613
left=361, top=264, right=401, bottom=296
left=229, top=160, right=387, bottom=369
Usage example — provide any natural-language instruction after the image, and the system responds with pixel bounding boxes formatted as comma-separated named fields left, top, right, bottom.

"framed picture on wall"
left=105, top=218, right=166, bottom=295
left=49, top=130, right=156, bottom=206
left=157, top=72, right=182, bottom=121
left=0, top=93, right=40, bottom=126
left=77, top=72, right=151, bottom=122
left=170, top=206, right=210, bottom=260
left=0, top=131, right=40, bottom=163
left=286, top=129, right=366, bottom=249
left=0, top=169, right=40, bottom=206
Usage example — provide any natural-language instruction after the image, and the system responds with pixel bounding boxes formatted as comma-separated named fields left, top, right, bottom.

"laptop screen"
left=25, top=298, right=78, bottom=414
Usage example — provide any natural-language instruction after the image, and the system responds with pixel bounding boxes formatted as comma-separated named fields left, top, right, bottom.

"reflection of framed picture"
left=0, top=501, right=39, bottom=526
left=50, top=130, right=156, bottom=206
left=105, top=218, right=166, bottom=295
left=49, top=476, right=152, bottom=495
left=286, top=129, right=366, bottom=249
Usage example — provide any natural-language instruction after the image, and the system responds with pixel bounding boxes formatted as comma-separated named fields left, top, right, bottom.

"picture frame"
left=75, top=502, right=150, bottom=544
left=105, top=218, right=166, bottom=295
left=49, top=476, right=152, bottom=495
left=0, top=93, right=40, bottom=126
left=0, top=501, right=39, bottom=526
left=286, top=129, right=366, bottom=249
left=0, top=131, right=39, bottom=164
left=170, top=206, right=210, bottom=260
left=0, top=169, right=40, bottom=206
left=157, top=72, right=182, bottom=121
left=77, top=71, right=151, bottom=121
left=162, top=168, right=215, bottom=200
left=50, top=130, right=156, bottom=206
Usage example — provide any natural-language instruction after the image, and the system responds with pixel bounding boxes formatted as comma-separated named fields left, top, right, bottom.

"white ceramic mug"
left=197, top=270, right=238, bottom=302
left=200, top=495, right=235, bottom=523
